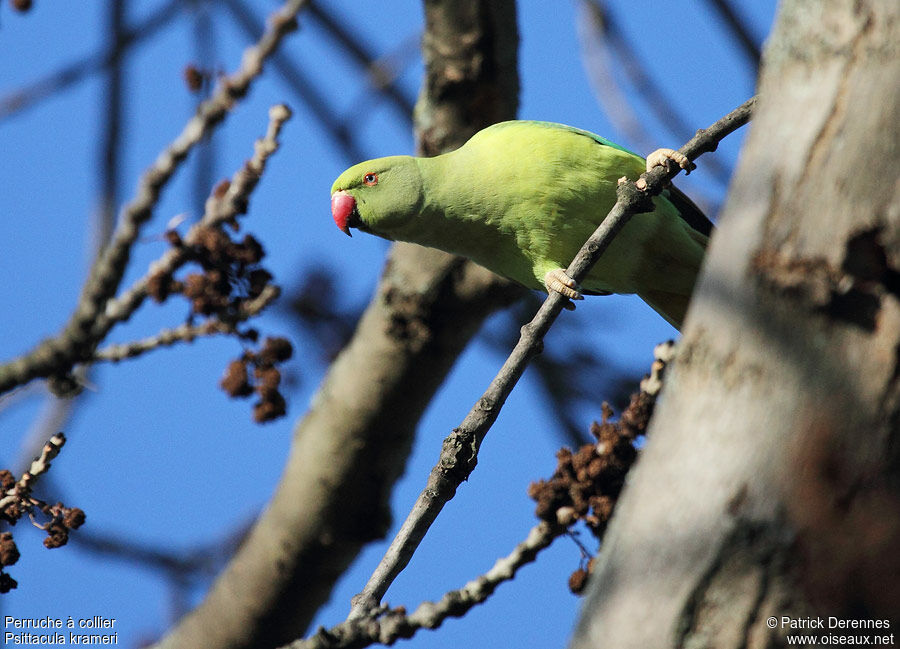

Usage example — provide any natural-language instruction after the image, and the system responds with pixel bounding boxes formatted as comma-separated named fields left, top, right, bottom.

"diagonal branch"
left=306, top=0, right=416, bottom=121
left=349, top=96, right=758, bottom=616
left=704, top=0, right=762, bottom=69
left=292, top=342, right=676, bottom=648
left=221, top=0, right=365, bottom=162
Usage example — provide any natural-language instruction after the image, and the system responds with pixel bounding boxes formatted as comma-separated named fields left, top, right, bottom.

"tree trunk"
left=572, top=1, right=900, bottom=647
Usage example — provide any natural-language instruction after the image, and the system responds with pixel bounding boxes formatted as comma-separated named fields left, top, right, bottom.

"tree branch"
left=0, top=2, right=307, bottom=396
left=286, top=523, right=562, bottom=649
left=99, top=103, right=291, bottom=333
left=221, top=0, right=366, bottom=162
left=93, top=285, right=280, bottom=363
left=291, top=344, right=675, bottom=649
left=350, top=96, right=757, bottom=616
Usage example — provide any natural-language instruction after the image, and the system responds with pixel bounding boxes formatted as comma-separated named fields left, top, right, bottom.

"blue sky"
left=0, top=1, right=776, bottom=646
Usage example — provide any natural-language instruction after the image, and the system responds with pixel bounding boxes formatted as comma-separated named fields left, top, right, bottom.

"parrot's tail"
left=639, top=289, right=692, bottom=331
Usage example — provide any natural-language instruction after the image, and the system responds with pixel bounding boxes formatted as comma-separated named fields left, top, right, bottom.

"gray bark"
left=572, top=1, right=900, bottom=647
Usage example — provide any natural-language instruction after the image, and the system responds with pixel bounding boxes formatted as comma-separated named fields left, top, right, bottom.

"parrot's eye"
left=363, top=173, right=378, bottom=186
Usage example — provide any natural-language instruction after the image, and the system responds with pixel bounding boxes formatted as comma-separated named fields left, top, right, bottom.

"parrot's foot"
left=645, top=148, right=695, bottom=174
left=545, top=268, right=583, bottom=308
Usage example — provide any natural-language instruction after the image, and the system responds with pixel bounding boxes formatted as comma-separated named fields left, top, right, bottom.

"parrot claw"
left=645, top=148, right=695, bottom=175
left=544, top=268, right=584, bottom=305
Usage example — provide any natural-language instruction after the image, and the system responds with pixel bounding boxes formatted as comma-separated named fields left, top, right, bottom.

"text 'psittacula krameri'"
left=330, top=120, right=711, bottom=330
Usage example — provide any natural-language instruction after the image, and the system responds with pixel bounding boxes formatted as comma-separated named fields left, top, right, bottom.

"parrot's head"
left=330, top=156, right=424, bottom=240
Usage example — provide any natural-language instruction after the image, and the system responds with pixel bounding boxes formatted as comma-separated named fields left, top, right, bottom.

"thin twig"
left=93, top=285, right=279, bottom=362
left=0, top=2, right=307, bottom=396
left=97, top=103, right=292, bottom=333
left=349, top=96, right=758, bottom=617
left=222, top=0, right=365, bottom=162
left=285, top=522, right=562, bottom=649
left=0, top=433, right=66, bottom=511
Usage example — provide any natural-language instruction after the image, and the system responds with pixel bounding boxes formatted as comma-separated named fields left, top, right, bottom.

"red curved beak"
left=331, top=191, right=356, bottom=237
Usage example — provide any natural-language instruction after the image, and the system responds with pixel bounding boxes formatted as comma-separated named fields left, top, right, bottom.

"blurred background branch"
left=0, top=0, right=182, bottom=120
left=704, top=0, right=762, bottom=67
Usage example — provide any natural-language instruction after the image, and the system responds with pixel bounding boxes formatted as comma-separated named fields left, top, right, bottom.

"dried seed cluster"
left=221, top=336, right=293, bottom=423
left=528, top=350, right=666, bottom=595
left=183, top=64, right=215, bottom=93
left=149, top=224, right=273, bottom=318
left=148, top=218, right=292, bottom=422
left=0, top=435, right=85, bottom=593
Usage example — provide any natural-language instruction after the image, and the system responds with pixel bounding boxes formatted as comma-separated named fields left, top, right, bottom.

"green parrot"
left=330, top=120, right=711, bottom=330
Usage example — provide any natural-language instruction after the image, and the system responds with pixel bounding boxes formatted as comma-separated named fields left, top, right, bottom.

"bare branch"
left=70, top=6, right=300, bottom=342
left=350, top=96, right=758, bottom=616
left=94, top=285, right=279, bottom=363
left=286, top=523, right=562, bottom=649
left=221, top=0, right=365, bottom=162
left=294, top=343, right=678, bottom=648
left=0, top=0, right=305, bottom=395
left=0, top=433, right=66, bottom=511
left=100, top=103, right=291, bottom=333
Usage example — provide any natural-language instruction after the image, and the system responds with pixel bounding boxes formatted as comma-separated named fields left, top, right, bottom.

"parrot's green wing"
left=515, top=121, right=712, bottom=239
left=662, top=184, right=713, bottom=238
